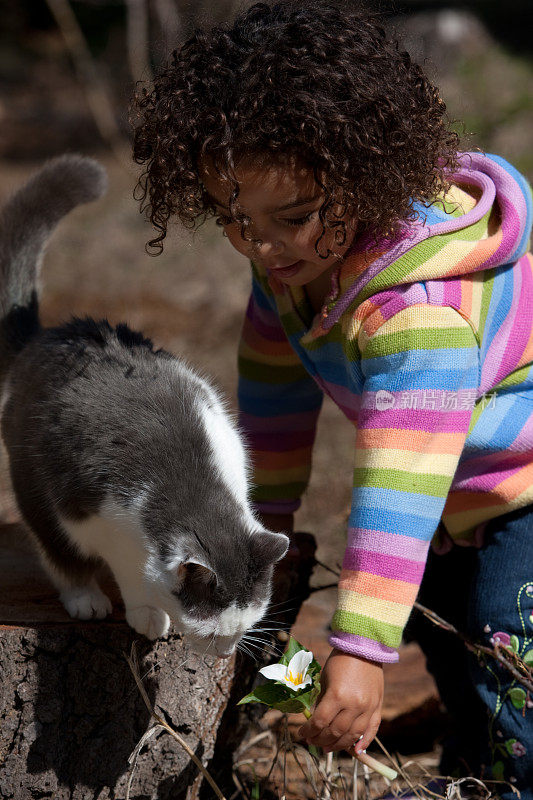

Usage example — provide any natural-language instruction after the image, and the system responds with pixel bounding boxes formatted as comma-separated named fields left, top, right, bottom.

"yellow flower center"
left=287, top=670, right=304, bottom=685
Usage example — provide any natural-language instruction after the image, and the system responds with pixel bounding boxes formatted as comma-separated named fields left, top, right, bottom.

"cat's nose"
left=215, top=643, right=235, bottom=658
left=216, top=649, right=234, bottom=659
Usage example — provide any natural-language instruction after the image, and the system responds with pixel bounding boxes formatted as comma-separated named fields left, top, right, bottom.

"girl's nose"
left=255, top=238, right=284, bottom=258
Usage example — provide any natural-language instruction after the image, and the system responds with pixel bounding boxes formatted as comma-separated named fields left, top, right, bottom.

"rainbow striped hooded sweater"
left=237, top=152, right=533, bottom=663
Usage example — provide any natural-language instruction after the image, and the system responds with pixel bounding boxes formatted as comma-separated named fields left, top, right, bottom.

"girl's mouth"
left=271, top=260, right=304, bottom=278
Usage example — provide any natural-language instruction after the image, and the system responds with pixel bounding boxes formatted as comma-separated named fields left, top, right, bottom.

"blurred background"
left=0, top=0, right=531, bottom=769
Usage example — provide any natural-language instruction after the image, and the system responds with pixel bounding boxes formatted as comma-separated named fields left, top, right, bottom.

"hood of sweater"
left=319, top=152, right=533, bottom=330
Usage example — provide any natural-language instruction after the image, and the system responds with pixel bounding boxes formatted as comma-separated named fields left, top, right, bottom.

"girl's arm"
left=238, top=269, right=323, bottom=526
left=300, top=302, right=480, bottom=752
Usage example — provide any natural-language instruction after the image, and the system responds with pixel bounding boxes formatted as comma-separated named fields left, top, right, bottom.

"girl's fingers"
left=315, top=708, right=356, bottom=744
left=354, top=711, right=381, bottom=754
left=317, top=708, right=364, bottom=752
left=298, top=696, right=340, bottom=741
left=298, top=691, right=380, bottom=753
left=323, top=725, right=364, bottom=754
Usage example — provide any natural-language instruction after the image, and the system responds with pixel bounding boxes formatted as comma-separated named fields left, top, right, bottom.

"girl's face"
left=199, top=156, right=357, bottom=286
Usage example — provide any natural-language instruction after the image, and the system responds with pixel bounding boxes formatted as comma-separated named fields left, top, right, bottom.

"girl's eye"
left=280, top=212, right=314, bottom=227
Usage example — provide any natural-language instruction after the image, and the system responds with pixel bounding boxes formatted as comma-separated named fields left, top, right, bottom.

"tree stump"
left=0, top=524, right=316, bottom=799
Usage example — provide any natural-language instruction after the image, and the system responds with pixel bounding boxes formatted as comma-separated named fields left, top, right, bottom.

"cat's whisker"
left=250, top=625, right=289, bottom=633
left=265, top=599, right=299, bottom=613
left=236, top=641, right=258, bottom=662
left=242, top=635, right=284, bottom=657
left=239, top=639, right=261, bottom=652
left=242, top=632, right=271, bottom=642
left=242, top=634, right=273, bottom=648
left=253, top=617, right=288, bottom=626
left=241, top=636, right=270, bottom=651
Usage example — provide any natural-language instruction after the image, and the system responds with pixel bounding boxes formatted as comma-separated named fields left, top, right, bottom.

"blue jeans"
left=406, top=505, right=533, bottom=799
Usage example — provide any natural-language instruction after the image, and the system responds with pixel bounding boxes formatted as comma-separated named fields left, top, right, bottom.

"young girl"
left=132, top=2, right=533, bottom=795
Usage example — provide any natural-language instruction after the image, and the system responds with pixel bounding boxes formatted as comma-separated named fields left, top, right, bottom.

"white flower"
left=259, top=649, right=314, bottom=692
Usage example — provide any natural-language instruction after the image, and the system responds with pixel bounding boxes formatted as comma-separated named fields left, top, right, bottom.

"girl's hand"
left=298, top=648, right=383, bottom=754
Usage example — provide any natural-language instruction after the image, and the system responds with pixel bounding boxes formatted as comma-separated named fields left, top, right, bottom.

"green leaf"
left=279, top=636, right=303, bottom=666
left=271, top=695, right=310, bottom=713
left=523, top=649, right=533, bottom=665
left=309, top=657, right=322, bottom=677
left=251, top=780, right=260, bottom=800
left=509, top=688, right=527, bottom=710
left=504, top=738, right=517, bottom=756
left=510, top=635, right=520, bottom=653
left=271, top=684, right=320, bottom=714
left=492, top=761, right=505, bottom=781
left=238, top=682, right=293, bottom=707
left=238, top=679, right=320, bottom=713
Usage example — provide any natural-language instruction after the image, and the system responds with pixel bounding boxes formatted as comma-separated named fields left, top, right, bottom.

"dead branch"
left=125, top=0, right=153, bottom=84
left=414, top=601, right=533, bottom=694
left=153, top=0, right=182, bottom=57
left=45, top=0, right=128, bottom=165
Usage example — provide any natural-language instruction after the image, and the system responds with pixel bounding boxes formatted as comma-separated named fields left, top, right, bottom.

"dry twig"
left=414, top=601, right=533, bottom=693
left=45, top=0, right=128, bottom=165
left=124, top=643, right=228, bottom=800
left=125, top=0, right=153, bottom=84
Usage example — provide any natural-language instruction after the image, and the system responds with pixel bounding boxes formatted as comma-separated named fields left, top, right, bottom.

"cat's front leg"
left=19, top=513, right=113, bottom=621
left=116, top=570, right=170, bottom=639
left=93, top=533, right=170, bottom=639
left=60, top=509, right=170, bottom=640
left=125, top=604, right=170, bottom=640
left=39, top=551, right=113, bottom=620
left=84, top=548, right=170, bottom=639
left=60, top=579, right=113, bottom=620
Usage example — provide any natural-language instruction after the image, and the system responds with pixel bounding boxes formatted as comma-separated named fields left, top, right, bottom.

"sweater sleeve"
left=238, top=271, right=324, bottom=515
left=329, top=304, right=480, bottom=662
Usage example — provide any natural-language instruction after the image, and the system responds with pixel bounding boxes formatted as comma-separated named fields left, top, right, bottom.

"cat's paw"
left=126, top=605, right=170, bottom=640
left=60, top=584, right=112, bottom=620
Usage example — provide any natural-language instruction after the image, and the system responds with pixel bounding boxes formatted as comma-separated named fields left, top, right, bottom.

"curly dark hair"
left=132, top=0, right=460, bottom=254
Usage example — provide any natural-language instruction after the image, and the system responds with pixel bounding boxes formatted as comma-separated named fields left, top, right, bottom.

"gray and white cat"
left=0, top=155, right=288, bottom=657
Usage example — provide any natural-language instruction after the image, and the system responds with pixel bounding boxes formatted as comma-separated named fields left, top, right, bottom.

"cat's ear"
left=177, top=558, right=217, bottom=587
left=252, top=530, right=290, bottom=564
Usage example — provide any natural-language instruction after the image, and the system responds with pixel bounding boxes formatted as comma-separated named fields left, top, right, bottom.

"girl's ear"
left=252, top=529, right=290, bottom=565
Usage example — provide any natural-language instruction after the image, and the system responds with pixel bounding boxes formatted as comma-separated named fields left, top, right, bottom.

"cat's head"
left=144, top=517, right=289, bottom=657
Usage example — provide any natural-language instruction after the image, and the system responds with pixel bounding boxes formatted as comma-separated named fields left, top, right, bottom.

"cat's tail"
left=0, top=154, right=107, bottom=382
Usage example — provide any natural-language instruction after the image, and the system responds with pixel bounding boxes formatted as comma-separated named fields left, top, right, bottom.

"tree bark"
left=0, top=524, right=316, bottom=799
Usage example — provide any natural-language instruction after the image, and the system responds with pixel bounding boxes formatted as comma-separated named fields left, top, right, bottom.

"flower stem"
left=303, top=708, right=312, bottom=719
left=350, top=749, right=398, bottom=782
